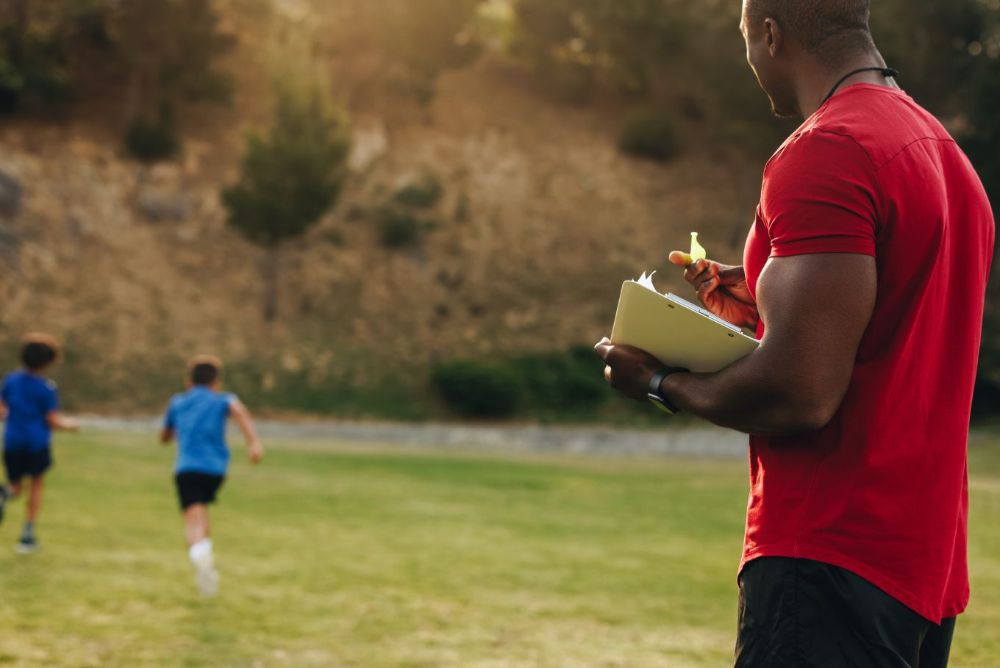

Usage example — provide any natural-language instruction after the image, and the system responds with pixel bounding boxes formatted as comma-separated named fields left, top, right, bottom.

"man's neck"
left=794, top=52, right=900, bottom=119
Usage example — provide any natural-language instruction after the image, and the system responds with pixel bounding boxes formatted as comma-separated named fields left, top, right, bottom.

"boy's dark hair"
left=746, top=0, right=875, bottom=66
left=188, top=354, right=223, bottom=386
left=20, top=333, right=60, bottom=371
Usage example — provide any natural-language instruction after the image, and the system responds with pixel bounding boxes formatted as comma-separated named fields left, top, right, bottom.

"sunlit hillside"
left=0, top=1, right=767, bottom=415
left=0, top=0, right=996, bottom=417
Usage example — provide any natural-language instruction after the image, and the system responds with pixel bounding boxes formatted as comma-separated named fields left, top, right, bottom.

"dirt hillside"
left=0, top=48, right=766, bottom=411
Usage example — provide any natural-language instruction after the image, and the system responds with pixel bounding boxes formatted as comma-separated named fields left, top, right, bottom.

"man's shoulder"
left=766, top=122, right=875, bottom=181
left=807, top=87, right=954, bottom=170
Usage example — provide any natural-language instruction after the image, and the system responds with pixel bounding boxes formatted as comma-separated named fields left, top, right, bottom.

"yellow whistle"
left=689, top=232, right=707, bottom=262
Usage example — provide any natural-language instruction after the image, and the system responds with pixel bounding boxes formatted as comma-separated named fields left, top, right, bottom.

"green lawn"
left=0, top=430, right=998, bottom=667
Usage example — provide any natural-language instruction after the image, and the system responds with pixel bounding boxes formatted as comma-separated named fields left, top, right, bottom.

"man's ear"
left=763, top=18, right=783, bottom=57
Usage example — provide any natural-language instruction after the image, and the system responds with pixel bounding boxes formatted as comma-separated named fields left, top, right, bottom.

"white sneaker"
left=188, top=538, right=219, bottom=596
left=15, top=535, right=37, bottom=554
left=195, top=562, right=219, bottom=597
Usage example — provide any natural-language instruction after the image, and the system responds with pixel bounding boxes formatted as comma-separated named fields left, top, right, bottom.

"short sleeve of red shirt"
left=760, top=129, right=879, bottom=258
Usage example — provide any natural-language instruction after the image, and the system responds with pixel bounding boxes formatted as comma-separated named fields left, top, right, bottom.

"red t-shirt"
left=742, top=84, right=995, bottom=623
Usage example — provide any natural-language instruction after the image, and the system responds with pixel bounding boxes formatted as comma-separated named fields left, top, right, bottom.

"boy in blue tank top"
left=0, top=333, right=79, bottom=553
left=161, top=355, right=263, bottom=596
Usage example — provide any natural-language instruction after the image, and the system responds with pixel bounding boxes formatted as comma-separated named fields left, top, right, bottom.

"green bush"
left=512, top=347, right=613, bottom=413
left=125, top=109, right=180, bottom=162
left=224, top=361, right=431, bottom=421
left=394, top=175, right=443, bottom=209
left=618, top=109, right=680, bottom=162
left=432, top=348, right=614, bottom=420
left=377, top=208, right=425, bottom=248
left=975, top=301, right=1000, bottom=420
left=0, top=26, right=73, bottom=115
left=375, top=0, right=483, bottom=94
left=533, top=57, right=596, bottom=105
left=972, top=378, right=1000, bottom=422
left=432, top=360, right=523, bottom=418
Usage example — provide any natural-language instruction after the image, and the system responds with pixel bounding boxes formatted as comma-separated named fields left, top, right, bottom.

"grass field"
left=0, top=430, right=998, bottom=667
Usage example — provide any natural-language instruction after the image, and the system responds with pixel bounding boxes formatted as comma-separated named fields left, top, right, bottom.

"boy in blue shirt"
left=161, top=355, right=262, bottom=596
left=0, top=333, right=79, bottom=553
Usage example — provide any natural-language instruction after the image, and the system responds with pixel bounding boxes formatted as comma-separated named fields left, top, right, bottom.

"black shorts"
left=4, top=449, right=53, bottom=483
left=736, top=557, right=956, bottom=668
left=174, top=472, right=225, bottom=510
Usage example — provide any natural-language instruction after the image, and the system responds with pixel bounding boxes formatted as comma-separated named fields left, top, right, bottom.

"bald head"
left=744, top=0, right=875, bottom=66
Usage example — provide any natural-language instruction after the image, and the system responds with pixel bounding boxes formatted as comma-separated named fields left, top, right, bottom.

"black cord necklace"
left=822, top=66, right=899, bottom=104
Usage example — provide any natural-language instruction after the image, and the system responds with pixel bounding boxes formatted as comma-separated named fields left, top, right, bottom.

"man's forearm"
left=661, top=346, right=838, bottom=436
left=661, top=255, right=875, bottom=436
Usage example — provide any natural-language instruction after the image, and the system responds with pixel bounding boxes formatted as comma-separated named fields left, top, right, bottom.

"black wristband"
left=647, top=367, right=688, bottom=415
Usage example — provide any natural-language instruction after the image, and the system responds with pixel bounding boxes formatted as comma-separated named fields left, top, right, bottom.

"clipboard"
left=610, top=273, right=760, bottom=373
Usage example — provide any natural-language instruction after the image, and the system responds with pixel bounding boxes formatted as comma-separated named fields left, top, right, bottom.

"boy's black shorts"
left=175, top=472, right=225, bottom=510
left=4, top=448, right=53, bottom=483
left=736, top=557, right=956, bottom=667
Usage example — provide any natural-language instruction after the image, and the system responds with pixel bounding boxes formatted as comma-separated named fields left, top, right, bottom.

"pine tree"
left=222, top=78, right=350, bottom=321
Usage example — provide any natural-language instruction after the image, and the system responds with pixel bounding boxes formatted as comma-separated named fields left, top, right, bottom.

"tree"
left=309, top=0, right=483, bottom=104
left=222, top=79, right=350, bottom=322
left=512, top=0, right=693, bottom=97
left=0, top=0, right=80, bottom=113
left=961, top=21, right=1000, bottom=415
left=0, top=0, right=233, bottom=133
left=106, top=0, right=235, bottom=158
left=385, top=0, right=483, bottom=79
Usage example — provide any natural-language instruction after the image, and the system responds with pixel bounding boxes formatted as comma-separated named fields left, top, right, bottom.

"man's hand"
left=594, top=338, right=664, bottom=401
left=668, top=252, right=759, bottom=330
left=649, top=254, right=877, bottom=434
left=248, top=441, right=264, bottom=465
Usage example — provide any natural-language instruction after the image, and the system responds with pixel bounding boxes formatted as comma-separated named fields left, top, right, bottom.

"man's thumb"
left=668, top=250, right=693, bottom=267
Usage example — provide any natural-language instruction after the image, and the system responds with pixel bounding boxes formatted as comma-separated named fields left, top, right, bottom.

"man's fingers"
left=684, top=261, right=715, bottom=286
left=697, top=276, right=719, bottom=300
left=596, top=339, right=620, bottom=387
left=594, top=337, right=613, bottom=361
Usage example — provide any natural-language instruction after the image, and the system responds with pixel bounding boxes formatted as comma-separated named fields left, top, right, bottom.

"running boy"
left=0, top=333, right=79, bottom=553
left=160, top=355, right=263, bottom=596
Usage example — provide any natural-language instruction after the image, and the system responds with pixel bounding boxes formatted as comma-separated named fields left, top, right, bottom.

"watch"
left=647, top=367, right=688, bottom=415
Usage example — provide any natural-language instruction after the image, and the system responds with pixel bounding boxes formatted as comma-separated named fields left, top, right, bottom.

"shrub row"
left=618, top=109, right=679, bottom=163
left=431, top=346, right=615, bottom=419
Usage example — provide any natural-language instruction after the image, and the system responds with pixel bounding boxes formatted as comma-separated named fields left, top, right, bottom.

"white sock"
left=189, top=538, right=214, bottom=569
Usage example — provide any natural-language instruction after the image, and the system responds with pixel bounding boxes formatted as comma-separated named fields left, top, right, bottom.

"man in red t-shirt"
left=595, top=0, right=995, bottom=665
